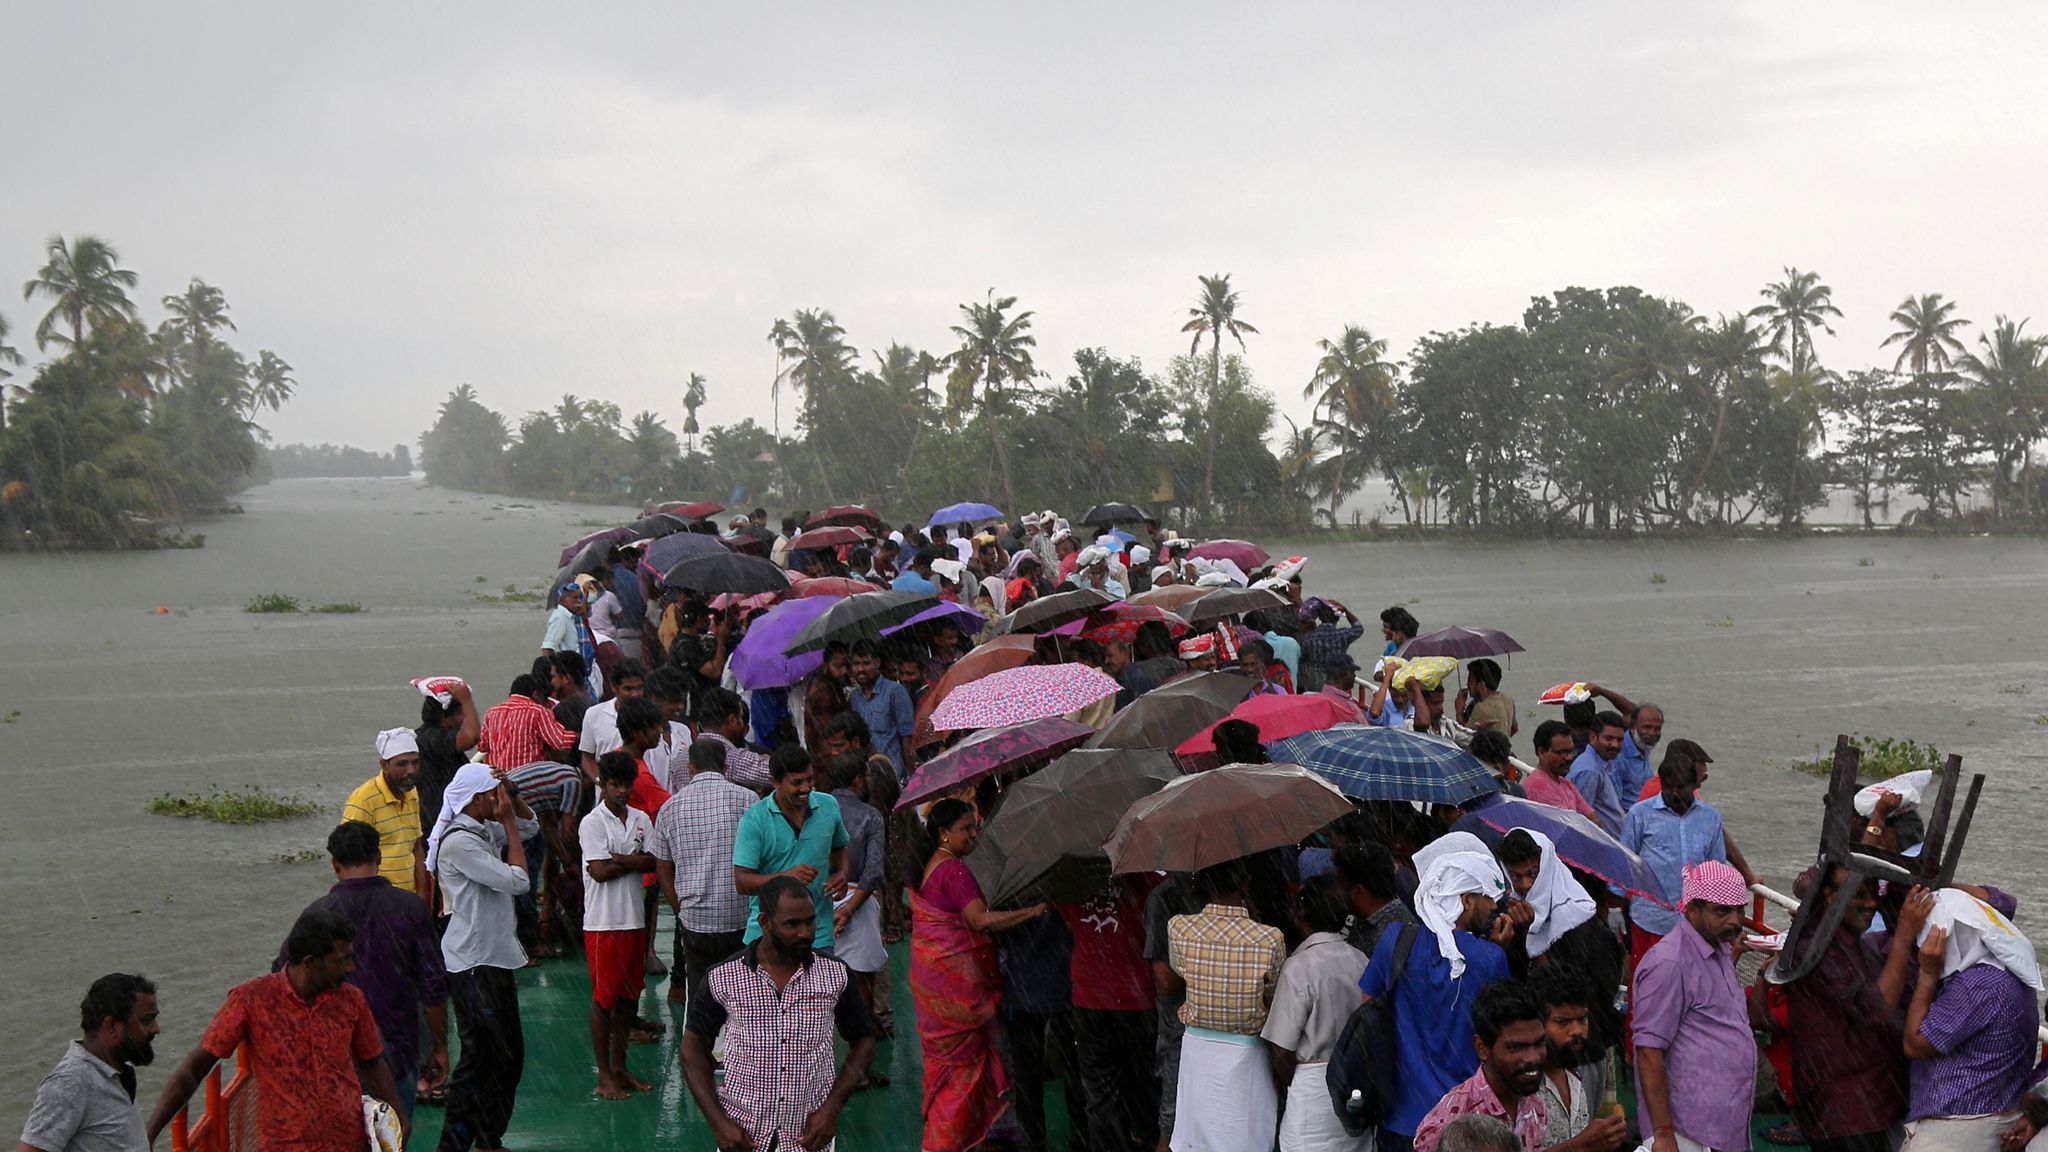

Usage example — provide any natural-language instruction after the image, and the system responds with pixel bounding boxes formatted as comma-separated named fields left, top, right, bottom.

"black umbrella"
left=967, top=748, right=1180, bottom=908
left=1398, top=626, right=1525, bottom=661
left=1080, top=502, right=1151, bottom=526
left=989, top=586, right=1115, bottom=635
left=1086, top=670, right=1257, bottom=750
left=660, top=552, right=792, bottom=596
left=781, top=589, right=940, bottom=656
left=1182, top=585, right=1289, bottom=629
left=626, top=512, right=690, bottom=539
left=565, top=536, right=620, bottom=578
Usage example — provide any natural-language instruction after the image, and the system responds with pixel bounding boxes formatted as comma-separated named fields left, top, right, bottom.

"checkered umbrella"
left=1266, top=724, right=1500, bottom=806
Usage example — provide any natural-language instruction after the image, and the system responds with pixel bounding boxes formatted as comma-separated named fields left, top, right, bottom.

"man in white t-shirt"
left=579, top=752, right=657, bottom=1100
left=577, top=660, right=650, bottom=782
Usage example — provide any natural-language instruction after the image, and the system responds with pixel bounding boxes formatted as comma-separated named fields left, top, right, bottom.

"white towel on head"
left=1518, top=829, right=1598, bottom=957
left=424, top=762, right=502, bottom=871
left=1920, top=887, right=2043, bottom=990
left=375, top=727, right=418, bottom=761
left=1414, top=832, right=1509, bottom=977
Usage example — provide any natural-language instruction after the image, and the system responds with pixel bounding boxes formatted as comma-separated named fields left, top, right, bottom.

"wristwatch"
left=1865, top=822, right=1884, bottom=837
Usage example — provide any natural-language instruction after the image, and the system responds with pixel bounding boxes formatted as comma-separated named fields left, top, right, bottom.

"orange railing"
left=169, top=1043, right=257, bottom=1152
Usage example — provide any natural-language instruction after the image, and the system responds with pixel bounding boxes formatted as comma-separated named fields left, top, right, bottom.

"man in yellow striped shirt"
left=343, top=728, right=428, bottom=896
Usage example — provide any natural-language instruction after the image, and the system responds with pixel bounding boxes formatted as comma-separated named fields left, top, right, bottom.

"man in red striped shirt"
left=478, top=675, right=577, bottom=771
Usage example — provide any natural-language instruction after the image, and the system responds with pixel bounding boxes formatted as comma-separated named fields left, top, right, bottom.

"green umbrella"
left=967, top=748, right=1180, bottom=908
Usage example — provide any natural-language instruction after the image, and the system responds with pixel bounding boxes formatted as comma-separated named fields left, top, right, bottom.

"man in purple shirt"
left=1633, top=860, right=1758, bottom=1152
left=1902, top=894, right=2042, bottom=1151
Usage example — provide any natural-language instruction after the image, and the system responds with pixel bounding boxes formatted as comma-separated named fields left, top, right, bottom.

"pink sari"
left=910, top=861, right=1009, bottom=1152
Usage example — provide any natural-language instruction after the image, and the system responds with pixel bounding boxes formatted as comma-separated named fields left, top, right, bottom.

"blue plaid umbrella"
left=1266, top=724, right=1500, bottom=806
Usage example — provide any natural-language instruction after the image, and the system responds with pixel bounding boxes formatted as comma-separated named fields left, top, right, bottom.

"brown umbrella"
left=968, top=748, right=1181, bottom=907
left=910, top=634, right=1038, bottom=751
left=1106, top=762, right=1352, bottom=874
left=1130, top=585, right=1214, bottom=614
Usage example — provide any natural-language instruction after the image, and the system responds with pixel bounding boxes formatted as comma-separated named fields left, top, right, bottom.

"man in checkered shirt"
left=681, top=875, right=875, bottom=1152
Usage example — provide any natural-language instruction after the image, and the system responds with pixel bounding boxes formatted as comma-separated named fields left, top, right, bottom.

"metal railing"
left=168, top=1043, right=255, bottom=1152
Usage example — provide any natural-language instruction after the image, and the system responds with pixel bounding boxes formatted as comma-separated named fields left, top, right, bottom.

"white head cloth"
left=1128, top=545, right=1151, bottom=567
left=1189, top=556, right=1248, bottom=586
left=1413, top=832, right=1509, bottom=977
left=1076, top=545, right=1110, bottom=568
left=375, top=727, right=418, bottom=761
left=1516, top=829, right=1597, bottom=957
left=424, top=761, right=502, bottom=871
left=1919, top=887, right=2044, bottom=991
left=930, top=558, right=965, bottom=584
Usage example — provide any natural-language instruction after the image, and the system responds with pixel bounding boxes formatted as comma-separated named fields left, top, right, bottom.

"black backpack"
left=1325, top=921, right=1419, bottom=1136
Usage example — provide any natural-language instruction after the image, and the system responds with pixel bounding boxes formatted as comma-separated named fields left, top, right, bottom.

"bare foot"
left=622, top=1073, right=656, bottom=1092
left=594, top=1078, right=632, bottom=1101
left=628, top=1028, right=660, bottom=1045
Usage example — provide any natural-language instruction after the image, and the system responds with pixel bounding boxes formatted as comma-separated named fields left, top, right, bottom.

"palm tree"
left=1748, top=267, right=1842, bottom=376
left=1683, top=314, right=1768, bottom=519
left=21, top=234, right=140, bottom=351
left=1302, top=325, right=1395, bottom=528
left=682, top=373, right=707, bottom=453
left=247, top=350, right=295, bottom=414
left=160, top=279, right=235, bottom=385
left=1961, top=317, right=2046, bottom=519
left=0, top=312, right=21, bottom=433
left=767, top=309, right=856, bottom=427
left=945, top=291, right=1039, bottom=516
left=1182, top=274, right=1258, bottom=529
left=1882, top=293, right=1970, bottom=380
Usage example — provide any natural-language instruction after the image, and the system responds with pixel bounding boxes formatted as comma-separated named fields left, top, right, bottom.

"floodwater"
left=3, top=477, right=2045, bottom=1116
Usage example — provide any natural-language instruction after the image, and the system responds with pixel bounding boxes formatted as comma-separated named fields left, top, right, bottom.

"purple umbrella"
left=641, top=530, right=731, bottom=577
left=881, top=601, right=988, bottom=638
left=727, top=596, right=843, bottom=691
left=1186, top=538, right=1270, bottom=571
left=928, top=501, right=1004, bottom=527
left=558, top=525, right=635, bottom=568
left=1398, top=626, right=1525, bottom=661
left=895, top=717, right=1095, bottom=811
left=1474, top=794, right=1671, bottom=906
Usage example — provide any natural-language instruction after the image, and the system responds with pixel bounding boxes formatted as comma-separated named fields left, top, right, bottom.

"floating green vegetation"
left=308, top=601, right=364, bottom=614
left=471, top=583, right=545, bottom=604
left=1786, top=734, right=1946, bottom=780
left=1857, top=557, right=1875, bottom=567
left=244, top=593, right=301, bottom=614
left=275, top=847, right=325, bottom=864
left=148, top=785, right=319, bottom=824
left=1707, top=615, right=1735, bottom=628
left=1649, top=572, right=1668, bottom=585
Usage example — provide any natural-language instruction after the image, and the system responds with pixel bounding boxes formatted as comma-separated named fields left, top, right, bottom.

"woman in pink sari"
left=911, top=798, right=1048, bottom=1152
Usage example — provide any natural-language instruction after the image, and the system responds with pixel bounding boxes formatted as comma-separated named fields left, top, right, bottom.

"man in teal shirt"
left=733, top=745, right=849, bottom=951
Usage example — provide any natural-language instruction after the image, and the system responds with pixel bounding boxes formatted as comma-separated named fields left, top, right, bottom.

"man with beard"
left=1494, top=830, right=1623, bottom=1055
left=846, top=638, right=914, bottom=778
left=1415, top=980, right=1550, bottom=1152
left=1527, top=964, right=1630, bottom=1150
left=150, top=910, right=403, bottom=1151
left=22, top=974, right=160, bottom=1152
left=1565, top=713, right=1630, bottom=838
left=1632, top=861, right=1759, bottom=1152
left=1622, top=755, right=1729, bottom=968
left=682, top=876, right=877, bottom=1152
left=1609, top=702, right=1664, bottom=800
left=343, top=728, right=428, bottom=896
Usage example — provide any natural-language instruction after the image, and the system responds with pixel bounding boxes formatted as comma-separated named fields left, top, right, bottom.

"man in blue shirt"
left=1566, top=711, right=1630, bottom=837
left=1607, top=701, right=1664, bottom=801
left=890, top=550, right=940, bottom=596
left=1621, top=755, right=1726, bottom=945
left=733, top=746, right=849, bottom=953
left=845, top=639, right=914, bottom=777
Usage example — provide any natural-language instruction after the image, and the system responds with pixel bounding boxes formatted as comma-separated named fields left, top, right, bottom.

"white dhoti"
left=831, top=892, right=886, bottom=972
left=1902, top=1114, right=2021, bottom=1152
left=1279, top=1061, right=1374, bottom=1152
left=1171, top=1027, right=1278, bottom=1152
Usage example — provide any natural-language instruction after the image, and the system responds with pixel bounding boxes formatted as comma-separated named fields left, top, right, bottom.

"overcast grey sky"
left=6, top=2, right=2046, bottom=450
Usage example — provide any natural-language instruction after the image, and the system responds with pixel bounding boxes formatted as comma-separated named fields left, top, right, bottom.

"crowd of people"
left=22, top=507, right=2048, bottom=1152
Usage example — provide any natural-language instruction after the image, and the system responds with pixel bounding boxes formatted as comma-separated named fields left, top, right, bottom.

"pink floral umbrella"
left=928, top=664, right=1121, bottom=731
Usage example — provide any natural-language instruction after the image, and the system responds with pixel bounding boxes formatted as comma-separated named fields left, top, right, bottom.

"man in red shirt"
left=1058, top=873, right=1162, bottom=1152
left=149, top=908, right=402, bottom=1150
left=477, top=673, right=577, bottom=771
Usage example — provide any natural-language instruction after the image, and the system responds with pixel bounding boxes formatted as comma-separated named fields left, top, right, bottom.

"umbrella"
left=1086, top=671, right=1257, bottom=750
left=881, top=601, right=987, bottom=638
left=1106, top=763, right=1353, bottom=875
left=711, top=592, right=778, bottom=613
left=895, top=717, right=1096, bottom=811
left=1079, top=602, right=1190, bottom=645
left=1182, top=585, right=1288, bottom=629
left=727, top=596, right=840, bottom=691
left=1474, top=794, right=1671, bottom=905
left=911, top=635, right=1039, bottom=751
left=782, top=589, right=940, bottom=656
left=642, top=530, right=731, bottom=577
left=1173, top=692, right=1359, bottom=757
left=806, top=505, right=886, bottom=532
left=563, top=535, right=624, bottom=579
left=655, top=500, right=725, bottom=520
left=725, top=531, right=771, bottom=557
left=967, top=748, right=1181, bottom=907
left=661, top=552, right=793, bottom=596
left=1130, top=585, right=1214, bottom=614
left=928, top=501, right=1004, bottom=527
left=990, top=586, right=1116, bottom=635
left=929, top=664, right=1120, bottom=731
left=625, top=512, right=690, bottom=539
left=1080, top=502, right=1151, bottom=526
left=1267, top=725, right=1500, bottom=807
left=790, top=575, right=884, bottom=598
left=1398, top=626, right=1526, bottom=661
left=558, top=526, right=636, bottom=568
left=788, top=525, right=871, bottom=551
left=1187, top=539, right=1270, bottom=571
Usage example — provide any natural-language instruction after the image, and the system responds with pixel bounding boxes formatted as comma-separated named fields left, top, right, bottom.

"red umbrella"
left=1174, top=692, right=1357, bottom=756
left=1080, top=602, right=1191, bottom=645
left=912, top=635, right=1039, bottom=751
left=788, top=525, right=872, bottom=551
left=790, top=575, right=883, bottom=598
left=806, top=505, right=887, bottom=532
left=1187, top=538, right=1270, bottom=571
left=656, top=500, right=725, bottom=520
left=895, top=717, right=1095, bottom=810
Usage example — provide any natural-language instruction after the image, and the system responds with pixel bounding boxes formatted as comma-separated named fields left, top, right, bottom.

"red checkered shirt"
left=478, top=695, right=576, bottom=770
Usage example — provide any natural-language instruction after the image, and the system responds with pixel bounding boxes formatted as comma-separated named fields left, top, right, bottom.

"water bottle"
left=1345, top=1088, right=1365, bottom=1117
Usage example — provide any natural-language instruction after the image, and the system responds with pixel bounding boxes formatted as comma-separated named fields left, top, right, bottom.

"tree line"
left=0, top=234, right=297, bottom=548
left=261, top=441, right=412, bottom=480
left=422, top=269, right=2045, bottom=533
